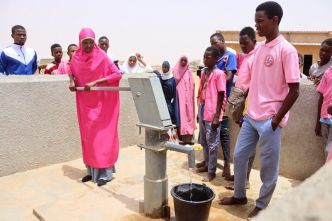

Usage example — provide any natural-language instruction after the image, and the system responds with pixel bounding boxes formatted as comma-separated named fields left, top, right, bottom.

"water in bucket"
left=171, top=183, right=215, bottom=221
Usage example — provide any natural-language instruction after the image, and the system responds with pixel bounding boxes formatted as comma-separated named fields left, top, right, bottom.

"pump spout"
left=164, top=142, right=195, bottom=168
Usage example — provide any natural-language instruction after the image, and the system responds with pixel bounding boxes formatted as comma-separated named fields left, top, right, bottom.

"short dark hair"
left=322, top=38, right=332, bottom=47
left=98, top=36, right=109, bottom=42
left=50, top=43, right=62, bottom=53
left=210, top=32, right=225, bottom=42
left=11, top=25, right=25, bottom=34
left=256, top=1, right=283, bottom=24
left=67, top=43, right=77, bottom=51
left=239, top=27, right=256, bottom=40
left=205, top=46, right=220, bottom=58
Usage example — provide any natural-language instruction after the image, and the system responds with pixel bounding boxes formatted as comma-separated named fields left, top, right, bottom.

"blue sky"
left=1, top=0, right=331, bottom=65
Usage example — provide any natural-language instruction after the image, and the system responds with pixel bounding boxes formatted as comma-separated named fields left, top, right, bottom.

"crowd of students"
left=1, top=1, right=332, bottom=219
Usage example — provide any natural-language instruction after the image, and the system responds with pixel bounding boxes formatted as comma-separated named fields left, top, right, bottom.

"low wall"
left=0, top=76, right=326, bottom=179
left=253, top=161, right=332, bottom=221
left=0, top=75, right=143, bottom=177
left=229, top=79, right=325, bottom=180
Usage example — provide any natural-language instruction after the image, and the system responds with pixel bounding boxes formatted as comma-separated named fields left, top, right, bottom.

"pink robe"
left=173, top=56, right=195, bottom=135
left=70, top=28, right=122, bottom=168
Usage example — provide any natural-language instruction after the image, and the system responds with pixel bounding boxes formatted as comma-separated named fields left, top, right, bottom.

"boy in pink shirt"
left=196, top=46, right=226, bottom=182
left=225, top=26, right=257, bottom=191
left=219, top=2, right=300, bottom=219
left=58, top=44, right=77, bottom=75
left=316, top=67, right=332, bottom=159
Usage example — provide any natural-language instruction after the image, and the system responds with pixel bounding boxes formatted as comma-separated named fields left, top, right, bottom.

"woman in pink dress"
left=69, top=28, right=122, bottom=186
left=173, top=56, right=195, bottom=144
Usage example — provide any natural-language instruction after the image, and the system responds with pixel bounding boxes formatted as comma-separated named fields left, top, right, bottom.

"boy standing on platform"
left=219, top=2, right=300, bottom=219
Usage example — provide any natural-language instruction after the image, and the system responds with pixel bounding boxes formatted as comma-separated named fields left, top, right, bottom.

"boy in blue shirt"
left=0, top=25, right=37, bottom=75
left=210, top=32, right=237, bottom=179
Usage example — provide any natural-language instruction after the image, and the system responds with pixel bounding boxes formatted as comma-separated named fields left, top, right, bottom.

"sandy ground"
left=0, top=146, right=300, bottom=221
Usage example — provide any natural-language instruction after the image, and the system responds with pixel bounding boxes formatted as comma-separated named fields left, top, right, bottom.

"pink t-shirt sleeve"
left=216, top=71, right=226, bottom=93
left=235, top=57, right=251, bottom=91
left=105, top=60, right=122, bottom=83
left=283, top=50, right=300, bottom=83
left=316, top=73, right=327, bottom=94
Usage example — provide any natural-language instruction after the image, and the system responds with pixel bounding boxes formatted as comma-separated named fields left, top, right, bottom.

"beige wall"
left=229, top=79, right=325, bottom=180
left=0, top=75, right=143, bottom=177
left=0, top=76, right=326, bottom=180
left=254, top=161, right=332, bottom=221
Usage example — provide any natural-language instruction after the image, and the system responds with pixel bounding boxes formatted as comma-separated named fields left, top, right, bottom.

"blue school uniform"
left=0, top=44, right=37, bottom=75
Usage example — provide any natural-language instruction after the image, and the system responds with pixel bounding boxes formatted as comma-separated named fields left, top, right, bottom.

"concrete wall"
left=0, top=75, right=143, bottom=177
left=0, top=76, right=326, bottom=179
left=253, top=161, right=332, bottom=221
left=229, top=79, right=325, bottom=180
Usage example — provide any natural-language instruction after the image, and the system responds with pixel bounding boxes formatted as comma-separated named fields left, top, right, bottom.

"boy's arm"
left=328, top=104, right=332, bottom=115
left=0, top=52, right=5, bottom=74
left=211, top=91, right=225, bottom=131
left=315, top=94, right=323, bottom=136
left=32, top=52, right=38, bottom=74
left=225, top=53, right=237, bottom=82
left=225, top=70, right=234, bottom=82
left=271, top=83, right=299, bottom=130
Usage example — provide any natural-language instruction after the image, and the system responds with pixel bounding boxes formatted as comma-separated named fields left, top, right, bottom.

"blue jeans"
left=220, top=116, right=230, bottom=164
left=198, top=104, right=221, bottom=173
left=233, top=115, right=281, bottom=209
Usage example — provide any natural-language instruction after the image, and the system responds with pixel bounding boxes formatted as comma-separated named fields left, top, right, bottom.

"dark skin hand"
left=68, top=75, right=108, bottom=92
left=271, top=83, right=299, bottom=131
left=84, top=78, right=108, bottom=91
left=328, top=104, right=332, bottom=115
left=225, top=70, right=234, bottom=83
left=211, top=91, right=225, bottom=131
left=69, top=75, right=76, bottom=91
left=315, top=94, right=323, bottom=136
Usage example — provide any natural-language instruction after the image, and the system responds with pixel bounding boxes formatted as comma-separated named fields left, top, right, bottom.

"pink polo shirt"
left=235, top=48, right=255, bottom=91
left=197, top=68, right=227, bottom=122
left=246, top=35, right=300, bottom=127
left=317, top=66, right=332, bottom=119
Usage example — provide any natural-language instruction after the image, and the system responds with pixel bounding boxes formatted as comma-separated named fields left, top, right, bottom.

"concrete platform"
left=0, top=146, right=299, bottom=221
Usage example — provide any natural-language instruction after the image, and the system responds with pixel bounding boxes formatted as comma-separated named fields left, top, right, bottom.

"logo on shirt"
left=264, top=55, right=274, bottom=67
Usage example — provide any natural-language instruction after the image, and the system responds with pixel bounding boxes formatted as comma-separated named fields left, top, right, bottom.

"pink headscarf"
left=70, top=27, right=109, bottom=86
left=172, top=55, right=195, bottom=135
left=70, top=28, right=122, bottom=169
left=173, top=56, right=189, bottom=84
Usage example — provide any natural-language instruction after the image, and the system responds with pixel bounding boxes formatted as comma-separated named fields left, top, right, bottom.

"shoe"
left=248, top=207, right=262, bottom=219
left=81, top=175, right=92, bottom=182
left=97, top=179, right=108, bottom=186
left=196, top=166, right=208, bottom=173
left=195, top=161, right=206, bottom=168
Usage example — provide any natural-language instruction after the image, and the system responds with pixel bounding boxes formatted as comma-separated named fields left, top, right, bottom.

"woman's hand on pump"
left=84, top=81, right=97, bottom=91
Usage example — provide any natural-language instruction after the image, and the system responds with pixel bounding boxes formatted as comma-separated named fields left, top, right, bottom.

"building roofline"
left=226, top=41, right=321, bottom=46
left=220, top=30, right=332, bottom=34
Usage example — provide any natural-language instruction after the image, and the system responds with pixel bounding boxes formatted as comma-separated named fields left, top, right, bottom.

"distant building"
left=220, top=30, right=332, bottom=75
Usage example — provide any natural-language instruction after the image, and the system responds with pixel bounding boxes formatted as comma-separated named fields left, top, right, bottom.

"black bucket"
left=171, top=183, right=215, bottom=221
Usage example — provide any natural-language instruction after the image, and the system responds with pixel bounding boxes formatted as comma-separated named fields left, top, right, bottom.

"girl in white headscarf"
left=120, top=53, right=153, bottom=74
